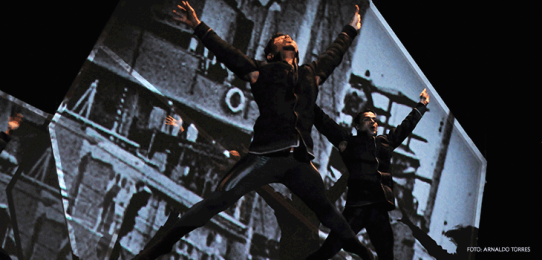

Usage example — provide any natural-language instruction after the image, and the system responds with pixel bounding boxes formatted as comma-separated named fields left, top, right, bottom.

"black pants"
left=138, top=152, right=372, bottom=259
left=307, top=203, right=394, bottom=260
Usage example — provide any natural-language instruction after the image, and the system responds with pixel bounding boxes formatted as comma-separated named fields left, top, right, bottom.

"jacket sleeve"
left=386, top=102, right=428, bottom=148
left=313, top=105, right=350, bottom=148
left=0, top=132, right=10, bottom=153
left=309, top=25, right=358, bottom=84
left=193, top=22, right=258, bottom=80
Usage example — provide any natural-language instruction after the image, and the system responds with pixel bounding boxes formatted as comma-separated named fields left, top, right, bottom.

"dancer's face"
left=358, top=112, right=378, bottom=136
left=273, top=35, right=298, bottom=53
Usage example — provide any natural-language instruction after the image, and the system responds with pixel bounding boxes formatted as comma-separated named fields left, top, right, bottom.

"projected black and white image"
left=2, top=0, right=487, bottom=260
left=0, top=92, right=76, bottom=260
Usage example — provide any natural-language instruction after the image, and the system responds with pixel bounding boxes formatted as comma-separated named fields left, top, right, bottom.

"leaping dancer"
left=133, top=1, right=374, bottom=259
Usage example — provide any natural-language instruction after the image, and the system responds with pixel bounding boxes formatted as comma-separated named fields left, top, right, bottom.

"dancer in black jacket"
left=307, top=89, right=430, bottom=259
left=134, top=1, right=374, bottom=259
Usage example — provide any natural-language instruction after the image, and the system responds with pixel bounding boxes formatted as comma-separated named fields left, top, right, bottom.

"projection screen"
left=1, top=1, right=486, bottom=259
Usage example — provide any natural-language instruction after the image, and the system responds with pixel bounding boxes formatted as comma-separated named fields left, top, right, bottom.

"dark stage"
left=3, top=1, right=539, bottom=259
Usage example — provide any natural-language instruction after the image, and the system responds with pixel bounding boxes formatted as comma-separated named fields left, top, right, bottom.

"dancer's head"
left=354, top=109, right=378, bottom=136
left=264, top=33, right=299, bottom=63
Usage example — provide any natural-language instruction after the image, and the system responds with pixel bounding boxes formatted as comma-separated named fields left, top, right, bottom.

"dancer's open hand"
left=173, top=1, right=201, bottom=29
left=349, top=5, right=362, bottom=30
left=420, top=88, right=430, bottom=105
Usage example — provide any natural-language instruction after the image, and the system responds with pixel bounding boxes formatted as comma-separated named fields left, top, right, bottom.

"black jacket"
left=314, top=103, right=427, bottom=210
left=193, top=22, right=357, bottom=159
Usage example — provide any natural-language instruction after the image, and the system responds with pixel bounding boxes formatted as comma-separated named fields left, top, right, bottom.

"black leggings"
left=147, top=152, right=372, bottom=259
left=307, top=203, right=394, bottom=260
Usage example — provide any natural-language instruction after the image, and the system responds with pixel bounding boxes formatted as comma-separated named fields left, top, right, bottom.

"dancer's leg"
left=281, top=161, right=373, bottom=260
left=306, top=206, right=367, bottom=259
left=134, top=154, right=283, bottom=260
left=365, top=205, right=394, bottom=260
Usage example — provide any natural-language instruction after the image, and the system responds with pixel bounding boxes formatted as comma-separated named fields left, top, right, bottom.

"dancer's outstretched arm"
left=173, top=1, right=260, bottom=83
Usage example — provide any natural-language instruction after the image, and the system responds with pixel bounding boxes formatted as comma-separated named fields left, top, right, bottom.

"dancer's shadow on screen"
left=399, top=207, right=478, bottom=260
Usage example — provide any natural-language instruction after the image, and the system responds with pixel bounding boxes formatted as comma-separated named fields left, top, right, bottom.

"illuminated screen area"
left=0, top=92, right=74, bottom=260
left=2, top=0, right=486, bottom=259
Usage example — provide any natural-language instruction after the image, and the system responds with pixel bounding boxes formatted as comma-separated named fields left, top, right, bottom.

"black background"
left=4, top=1, right=539, bottom=259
